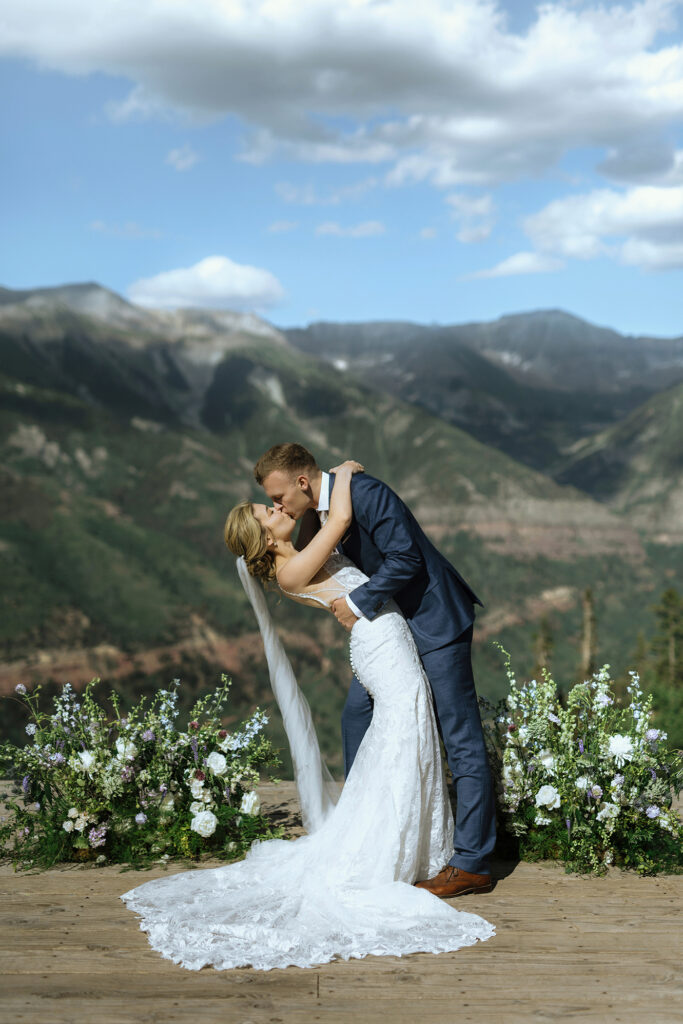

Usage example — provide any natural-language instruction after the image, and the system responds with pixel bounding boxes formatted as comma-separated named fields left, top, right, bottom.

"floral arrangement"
left=481, top=648, right=683, bottom=875
left=0, top=675, right=282, bottom=871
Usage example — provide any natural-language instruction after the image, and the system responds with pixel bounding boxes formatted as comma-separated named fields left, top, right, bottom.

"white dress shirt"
left=317, top=472, right=363, bottom=619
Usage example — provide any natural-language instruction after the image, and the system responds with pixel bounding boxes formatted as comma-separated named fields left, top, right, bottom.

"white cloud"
left=166, top=144, right=200, bottom=171
left=466, top=251, right=565, bottom=279
left=419, top=227, right=437, bottom=240
left=315, top=220, right=386, bottom=237
left=525, top=184, right=683, bottom=269
left=89, top=220, right=162, bottom=240
left=598, top=144, right=683, bottom=186
left=3, top=0, right=683, bottom=188
left=446, top=192, right=495, bottom=243
left=267, top=220, right=298, bottom=233
left=275, top=178, right=377, bottom=205
left=127, top=255, right=285, bottom=310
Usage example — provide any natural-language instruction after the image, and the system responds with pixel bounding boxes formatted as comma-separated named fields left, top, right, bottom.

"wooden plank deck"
left=1, top=783, right=682, bottom=1024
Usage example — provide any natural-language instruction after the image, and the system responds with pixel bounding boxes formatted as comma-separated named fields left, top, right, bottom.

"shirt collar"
left=317, top=471, right=330, bottom=512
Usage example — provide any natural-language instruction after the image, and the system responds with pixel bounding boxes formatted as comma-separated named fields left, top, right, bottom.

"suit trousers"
left=341, top=624, right=497, bottom=875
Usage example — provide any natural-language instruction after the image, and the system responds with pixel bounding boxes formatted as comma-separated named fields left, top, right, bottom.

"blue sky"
left=1, top=0, right=682, bottom=336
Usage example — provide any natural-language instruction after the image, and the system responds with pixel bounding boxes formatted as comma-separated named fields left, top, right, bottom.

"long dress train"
left=120, top=554, right=495, bottom=970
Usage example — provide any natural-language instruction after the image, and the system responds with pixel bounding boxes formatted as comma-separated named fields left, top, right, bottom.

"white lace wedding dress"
left=120, top=553, right=495, bottom=970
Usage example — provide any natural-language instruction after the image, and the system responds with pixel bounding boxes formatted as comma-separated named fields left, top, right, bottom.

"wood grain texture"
left=1, top=782, right=682, bottom=1024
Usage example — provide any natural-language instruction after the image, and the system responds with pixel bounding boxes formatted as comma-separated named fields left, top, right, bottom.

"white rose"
left=607, top=734, right=634, bottom=766
left=62, top=820, right=74, bottom=832
left=74, top=816, right=88, bottom=832
left=206, top=752, right=228, bottom=776
left=190, top=810, right=217, bottom=838
left=596, top=802, right=620, bottom=822
left=535, top=785, right=561, bottom=810
left=115, top=738, right=137, bottom=761
left=78, top=750, right=96, bottom=772
left=189, top=801, right=204, bottom=815
left=575, top=776, right=591, bottom=791
left=538, top=750, right=556, bottom=774
left=239, top=791, right=261, bottom=816
left=190, top=779, right=204, bottom=799
left=67, top=807, right=79, bottom=818
left=202, top=790, right=213, bottom=804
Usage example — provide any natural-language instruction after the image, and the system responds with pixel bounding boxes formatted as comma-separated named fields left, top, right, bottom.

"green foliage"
left=628, top=587, right=683, bottom=749
left=0, top=676, right=282, bottom=871
left=481, top=648, right=683, bottom=875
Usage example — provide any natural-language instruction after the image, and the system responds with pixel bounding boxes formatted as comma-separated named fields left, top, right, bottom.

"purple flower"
left=590, top=785, right=603, bottom=800
left=21, top=775, right=30, bottom=795
left=190, top=736, right=199, bottom=764
left=579, top=740, right=584, bottom=754
left=650, top=769, right=657, bottom=781
left=120, top=765, right=135, bottom=782
left=135, top=812, right=147, bottom=825
left=88, top=825, right=107, bottom=848
left=645, top=805, right=660, bottom=819
left=565, top=817, right=572, bottom=834
left=645, top=729, right=660, bottom=742
left=51, top=752, right=65, bottom=765
left=142, top=729, right=155, bottom=742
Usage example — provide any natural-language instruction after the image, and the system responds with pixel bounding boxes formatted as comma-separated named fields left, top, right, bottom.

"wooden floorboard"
left=1, top=782, right=682, bottom=1024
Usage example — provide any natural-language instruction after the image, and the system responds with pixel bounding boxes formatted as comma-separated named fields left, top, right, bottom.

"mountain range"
left=1, top=282, right=680, bottom=767
left=285, top=314, right=683, bottom=472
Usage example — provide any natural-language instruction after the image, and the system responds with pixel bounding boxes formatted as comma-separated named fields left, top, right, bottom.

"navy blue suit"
left=333, top=472, right=496, bottom=875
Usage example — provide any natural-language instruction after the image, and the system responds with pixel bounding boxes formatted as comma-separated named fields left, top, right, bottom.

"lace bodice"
left=278, top=552, right=369, bottom=609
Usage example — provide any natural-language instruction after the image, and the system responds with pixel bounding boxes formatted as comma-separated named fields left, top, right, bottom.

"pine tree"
left=652, top=588, right=683, bottom=688
left=534, top=616, right=554, bottom=676
left=580, top=587, right=597, bottom=679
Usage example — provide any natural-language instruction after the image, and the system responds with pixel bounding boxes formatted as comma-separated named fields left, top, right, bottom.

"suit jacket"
left=330, top=472, right=483, bottom=655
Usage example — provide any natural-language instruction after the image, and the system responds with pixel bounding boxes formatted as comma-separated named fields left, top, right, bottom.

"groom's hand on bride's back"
left=331, top=597, right=359, bottom=632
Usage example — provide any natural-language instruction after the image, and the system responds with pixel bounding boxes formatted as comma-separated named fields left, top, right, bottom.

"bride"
left=120, top=461, right=495, bottom=971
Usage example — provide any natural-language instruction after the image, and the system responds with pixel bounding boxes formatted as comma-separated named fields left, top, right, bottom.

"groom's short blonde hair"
left=253, top=443, right=318, bottom=485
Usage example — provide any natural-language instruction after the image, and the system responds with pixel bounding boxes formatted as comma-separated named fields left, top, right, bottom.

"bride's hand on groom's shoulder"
left=329, top=459, right=365, bottom=475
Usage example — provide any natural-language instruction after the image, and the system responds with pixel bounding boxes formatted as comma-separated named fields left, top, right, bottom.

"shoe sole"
left=437, top=884, right=493, bottom=899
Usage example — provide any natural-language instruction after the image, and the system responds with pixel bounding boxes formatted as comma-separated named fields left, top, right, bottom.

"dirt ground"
left=1, top=782, right=682, bottom=1024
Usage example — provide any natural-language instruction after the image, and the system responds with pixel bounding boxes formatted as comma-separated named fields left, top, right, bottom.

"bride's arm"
left=277, top=462, right=361, bottom=592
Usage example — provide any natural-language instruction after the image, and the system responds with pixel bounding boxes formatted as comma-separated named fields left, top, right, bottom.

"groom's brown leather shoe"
left=414, top=865, right=492, bottom=899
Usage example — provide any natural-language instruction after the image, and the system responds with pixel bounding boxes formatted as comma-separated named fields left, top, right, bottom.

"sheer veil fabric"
left=235, top=556, right=339, bottom=834
left=120, top=553, right=495, bottom=971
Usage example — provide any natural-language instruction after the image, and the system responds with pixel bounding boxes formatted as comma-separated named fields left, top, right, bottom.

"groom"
left=254, top=442, right=496, bottom=897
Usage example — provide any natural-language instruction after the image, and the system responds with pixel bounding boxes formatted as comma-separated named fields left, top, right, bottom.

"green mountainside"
left=556, top=380, right=683, bottom=538
left=1, top=285, right=680, bottom=770
left=285, top=312, right=683, bottom=471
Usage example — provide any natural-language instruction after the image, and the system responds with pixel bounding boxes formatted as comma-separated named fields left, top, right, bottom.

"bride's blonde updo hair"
left=224, top=500, right=277, bottom=583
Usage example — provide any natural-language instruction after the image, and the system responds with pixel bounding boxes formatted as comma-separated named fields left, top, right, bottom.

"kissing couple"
left=121, top=443, right=497, bottom=971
